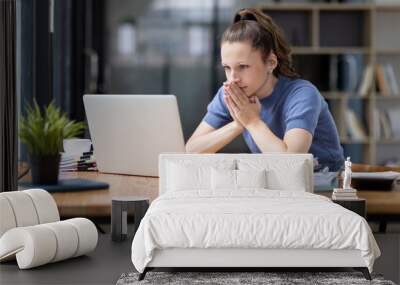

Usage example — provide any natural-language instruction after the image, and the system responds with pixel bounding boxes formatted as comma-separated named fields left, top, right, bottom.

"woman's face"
left=221, top=41, right=273, bottom=97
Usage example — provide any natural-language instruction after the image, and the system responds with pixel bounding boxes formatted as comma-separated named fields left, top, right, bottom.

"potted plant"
left=19, top=100, right=86, bottom=185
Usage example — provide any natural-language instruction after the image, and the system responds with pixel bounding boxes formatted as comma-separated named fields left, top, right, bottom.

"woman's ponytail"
left=222, top=8, right=299, bottom=79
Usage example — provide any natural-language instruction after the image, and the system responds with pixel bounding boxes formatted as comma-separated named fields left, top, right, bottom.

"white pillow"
left=272, top=161, right=308, bottom=191
left=238, top=159, right=309, bottom=191
left=236, top=169, right=267, bottom=189
left=167, top=160, right=235, bottom=191
left=167, top=163, right=209, bottom=191
left=211, top=168, right=236, bottom=190
left=211, top=168, right=267, bottom=190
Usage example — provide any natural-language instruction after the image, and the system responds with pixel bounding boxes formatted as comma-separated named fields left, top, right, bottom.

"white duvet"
left=131, top=190, right=380, bottom=273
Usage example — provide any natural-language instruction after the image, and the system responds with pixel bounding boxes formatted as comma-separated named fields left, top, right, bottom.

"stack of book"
left=59, top=151, right=97, bottom=179
left=332, top=188, right=358, bottom=200
left=357, top=63, right=400, bottom=97
left=374, top=107, right=400, bottom=140
left=344, top=108, right=368, bottom=141
left=375, top=63, right=399, bottom=97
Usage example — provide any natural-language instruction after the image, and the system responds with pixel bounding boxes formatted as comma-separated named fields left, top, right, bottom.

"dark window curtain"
left=0, top=0, right=17, bottom=192
left=53, top=0, right=73, bottom=115
left=53, top=0, right=104, bottom=123
left=18, top=0, right=51, bottom=163
left=17, top=0, right=104, bottom=164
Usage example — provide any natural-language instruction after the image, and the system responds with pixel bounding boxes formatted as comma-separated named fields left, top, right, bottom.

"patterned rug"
left=116, top=271, right=396, bottom=285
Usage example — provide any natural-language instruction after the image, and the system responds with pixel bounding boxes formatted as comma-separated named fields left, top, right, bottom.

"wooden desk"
left=341, top=163, right=400, bottom=216
left=50, top=172, right=159, bottom=218
left=318, top=191, right=400, bottom=215
left=319, top=190, right=400, bottom=233
left=20, top=170, right=400, bottom=225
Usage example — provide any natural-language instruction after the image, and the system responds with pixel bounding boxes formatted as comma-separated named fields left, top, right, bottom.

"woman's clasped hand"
left=223, top=80, right=262, bottom=129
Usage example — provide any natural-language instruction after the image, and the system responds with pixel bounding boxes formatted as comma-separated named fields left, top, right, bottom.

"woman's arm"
left=225, top=81, right=314, bottom=154
left=246, top=119, right=312, bottom=153
left=185, top=121, right=244, bottom=153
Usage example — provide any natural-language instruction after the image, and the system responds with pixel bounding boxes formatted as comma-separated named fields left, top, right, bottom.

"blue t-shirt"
left=203, top=76, right=344, bottom=171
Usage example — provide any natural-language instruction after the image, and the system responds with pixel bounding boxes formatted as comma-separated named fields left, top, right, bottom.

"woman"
left=185, top=8, right=344, bottom=171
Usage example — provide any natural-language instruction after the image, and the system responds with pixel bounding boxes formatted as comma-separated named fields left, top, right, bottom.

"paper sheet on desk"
left=352, top=171, right=400, bottom=180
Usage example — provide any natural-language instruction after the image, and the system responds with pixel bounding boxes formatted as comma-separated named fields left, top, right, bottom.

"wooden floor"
left=0, top=231, right=133, bottom=285
left=0, top=225, right=399, bottom=285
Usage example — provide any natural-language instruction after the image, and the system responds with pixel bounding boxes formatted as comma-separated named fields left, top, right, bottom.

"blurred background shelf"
left=259, top=2, right=400, bottom=165
left=321, top=92, right=371, bottom=100
left=292, top=47, right=371, bottom=54
left=376, top=139, right=400, bottom=145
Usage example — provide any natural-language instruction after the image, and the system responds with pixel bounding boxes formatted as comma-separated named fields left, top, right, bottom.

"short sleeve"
left=202, top=87, right=232, bottom=129
left=284, top=85, right=322, bottom=136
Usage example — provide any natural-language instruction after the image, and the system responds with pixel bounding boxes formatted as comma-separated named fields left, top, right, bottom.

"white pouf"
left=0, top=189, right=98, bottom=269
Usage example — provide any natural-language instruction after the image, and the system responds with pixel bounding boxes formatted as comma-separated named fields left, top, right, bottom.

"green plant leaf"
left=18, top=100, right=86, bottom=156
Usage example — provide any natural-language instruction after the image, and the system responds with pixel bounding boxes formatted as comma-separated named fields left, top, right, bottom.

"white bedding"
left=131, top=190, right=380, bottom=273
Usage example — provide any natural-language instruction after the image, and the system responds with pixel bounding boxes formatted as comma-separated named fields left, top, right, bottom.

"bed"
left=131, top=153, right=380, bottom=281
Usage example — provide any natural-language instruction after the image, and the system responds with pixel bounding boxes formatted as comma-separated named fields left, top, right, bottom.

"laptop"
left=83, top=94, right=186, bottom=177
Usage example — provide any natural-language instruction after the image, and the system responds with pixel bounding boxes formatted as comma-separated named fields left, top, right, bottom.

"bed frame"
left=139, top=248, right=371, bottom=280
